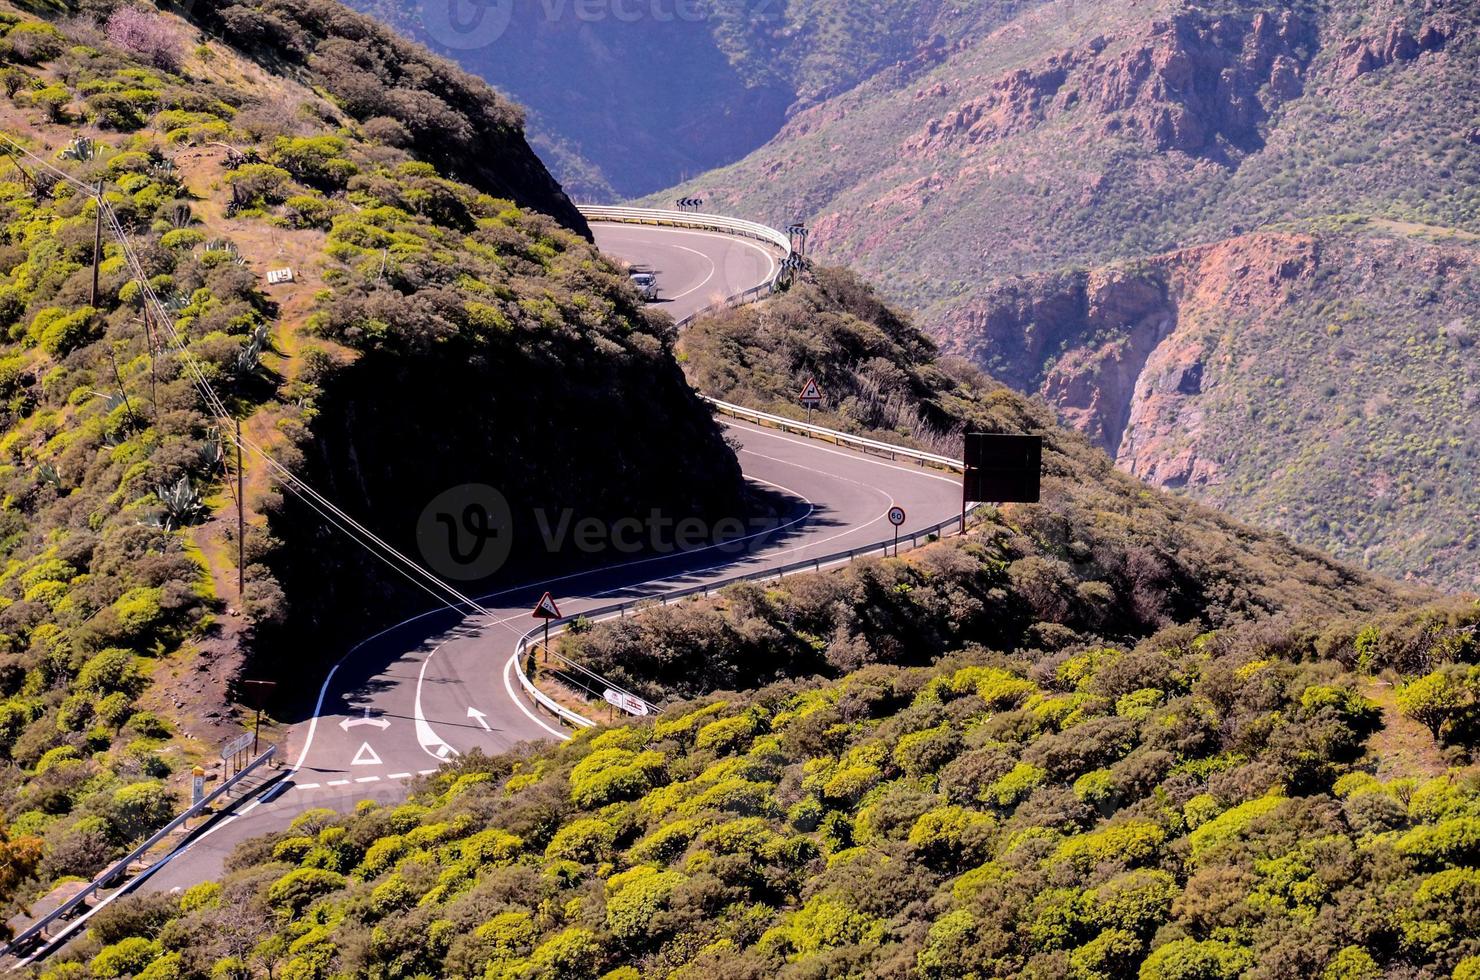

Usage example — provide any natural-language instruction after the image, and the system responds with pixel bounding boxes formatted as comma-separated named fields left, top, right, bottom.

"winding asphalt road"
left=139, top=219, right=962, bottom=894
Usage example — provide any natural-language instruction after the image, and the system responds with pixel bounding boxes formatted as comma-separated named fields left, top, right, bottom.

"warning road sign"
left=532, top=592, right=561, bottom=620
left=799, top=377, right=823, bottom=409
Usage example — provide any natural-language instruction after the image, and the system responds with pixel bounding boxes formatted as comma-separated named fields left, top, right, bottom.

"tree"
left=1397, top=665, right=1477, bottom=744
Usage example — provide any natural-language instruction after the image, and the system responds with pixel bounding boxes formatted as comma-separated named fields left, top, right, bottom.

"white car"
left=630, top=271, right=659, bottom=301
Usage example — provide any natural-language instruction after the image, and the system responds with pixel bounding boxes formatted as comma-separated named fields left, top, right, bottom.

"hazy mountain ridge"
left=345, top=0, right=1046, bottom=199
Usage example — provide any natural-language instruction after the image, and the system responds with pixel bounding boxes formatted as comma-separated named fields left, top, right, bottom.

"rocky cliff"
left=654, top=0, right=1480, bottom=591
left=940, top=229, right=1480, bottom=590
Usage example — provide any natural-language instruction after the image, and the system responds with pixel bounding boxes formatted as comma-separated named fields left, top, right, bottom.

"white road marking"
left=414, top=642, right=461, bottom=763
left=663, top=243, right=717, bottom=300
left=327, top=779, right=349, bottom=787
left=351, top=742, right=383, bottom=766
left=340, top=708, right=391, bottom=731
left=297, top=783, right=321, bottom=790
left=355, top=776, right=380, bottom=784
left=388, top=773, right=411, bottom=780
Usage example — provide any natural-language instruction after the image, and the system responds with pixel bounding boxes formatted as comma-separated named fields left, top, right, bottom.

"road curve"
left=139, top=220, right=959, bottom=896
left=591, top=222, right=780, bottom=323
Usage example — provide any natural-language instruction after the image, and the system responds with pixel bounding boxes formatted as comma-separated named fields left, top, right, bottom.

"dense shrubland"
left=0, top=0, right=743, bottom=919
left=46, top=603, right=1480, bottom=978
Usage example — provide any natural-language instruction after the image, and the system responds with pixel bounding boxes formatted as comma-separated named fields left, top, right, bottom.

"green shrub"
left=107, top=782, right=174, bottom=842
left=76, top=649, right=143, bottom=696
left=90, top=937, right=163, bottom=979
left=28, top=307, right=98, bottom=357
left=1139, top=939, right=1252, bottom=980
left=265, top=867, right=347, bottom=916
left=4, top=21, right=66, bottom=63
left=225, top=164, right=292, bottom=207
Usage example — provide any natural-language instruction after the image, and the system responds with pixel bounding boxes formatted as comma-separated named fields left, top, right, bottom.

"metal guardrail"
left=513, top=503, right=980, bottom=728
left=704, top=397, right=965, bottom=473
left=512, top=405, right=981, bottom=729
left=3, top=746, right=278, bottom=961
left=577, top=205, right=793, bottom=261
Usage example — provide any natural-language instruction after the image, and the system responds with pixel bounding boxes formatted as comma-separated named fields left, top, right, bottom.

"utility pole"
left=236, top=419, right=245, bottom=600
left=106, top=345, right=135, bottom=421
left=143, top=308, right=157, bottom=418
left=90, top=182, right=103, bottom=307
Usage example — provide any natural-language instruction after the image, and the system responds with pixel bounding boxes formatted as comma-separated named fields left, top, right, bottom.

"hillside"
left=346, top=0, right=1040, bottom=199
left=27, top=205, right=1480, bottom=980
left=584, top=268, right=1423, bottom=703
left=0, top=0, right=741, bottom=918
left=652, top=0, right=1480, bottom=592
left=47, top=604, right=1480, bottom=979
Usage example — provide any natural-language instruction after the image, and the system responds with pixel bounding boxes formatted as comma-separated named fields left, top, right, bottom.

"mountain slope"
left=346, top=0, right=1042, bottom=199
left=0, top=0, right=741, bottom=919
left=39, top=271, right=1479, bottom=980
left=652, top=0, right=1480, bottom=591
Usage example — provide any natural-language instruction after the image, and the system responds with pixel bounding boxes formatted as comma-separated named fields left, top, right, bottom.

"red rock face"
left=901, top=9, right=1315, bottom=161
left=938, top=233, right=1323, bottom=481
left=1336, top=15, right=1451, bottom=79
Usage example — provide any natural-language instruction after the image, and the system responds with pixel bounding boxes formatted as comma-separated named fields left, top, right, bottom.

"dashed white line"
left=388, top=772, right=411, bottom=780
left=297, top=782, right=321, bottom=790
left=355, top=776, right=380, bottom=784
left=326, top=779, right=350, bottom=787
left=419, top=769, right=437, bottom=776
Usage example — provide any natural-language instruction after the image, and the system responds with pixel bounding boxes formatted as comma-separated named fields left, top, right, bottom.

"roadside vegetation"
left=44, top=566, right=1479, bottom=978
left=0, top=0, right=741, bottom=923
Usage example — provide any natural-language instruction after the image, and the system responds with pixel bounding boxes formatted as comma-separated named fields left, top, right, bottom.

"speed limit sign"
left=887, top=506, right=906, bottom=557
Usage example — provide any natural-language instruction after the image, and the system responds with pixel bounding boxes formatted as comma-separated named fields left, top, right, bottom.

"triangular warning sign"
left=799, top=377, right=822, bottom=405
left=532, top=592, right=561, bottom=620
left=352, top=742, right=382, bottom=766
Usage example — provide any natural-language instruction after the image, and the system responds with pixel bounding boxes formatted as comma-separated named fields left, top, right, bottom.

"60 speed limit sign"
left=888, top=506, right=906, bottom=527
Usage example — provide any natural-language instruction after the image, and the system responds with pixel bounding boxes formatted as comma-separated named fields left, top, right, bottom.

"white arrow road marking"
left=340, top=708, right=391, bottom=732
left=352, top=742, right=382, bottom=766
left=468, top=707, right=492, bottom=732
left=414, top=643, right=461, bottom=762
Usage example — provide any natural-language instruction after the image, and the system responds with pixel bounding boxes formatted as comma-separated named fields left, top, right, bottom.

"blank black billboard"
left=964, top=434, right=1042, bottom=504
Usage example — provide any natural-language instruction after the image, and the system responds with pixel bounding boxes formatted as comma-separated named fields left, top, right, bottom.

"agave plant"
left=154, top=475, right=206, bottom=530
left=59, top=137, right=97, bottom=162
left=34, top=462, right=62, bottom=491
left=163, top=201, right=193, bottom=229
left=195, top=431, right=224, bottom=473
left=233, top=322, right=273, bottom=380
left=204, top=238, right=247, bottom=265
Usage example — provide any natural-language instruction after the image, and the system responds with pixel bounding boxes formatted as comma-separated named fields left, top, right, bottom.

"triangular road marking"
left=352, top=742, right=382, bottom=766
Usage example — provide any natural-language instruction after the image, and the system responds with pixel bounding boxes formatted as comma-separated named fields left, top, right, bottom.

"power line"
left=3, top=126, right=649, bottom=704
